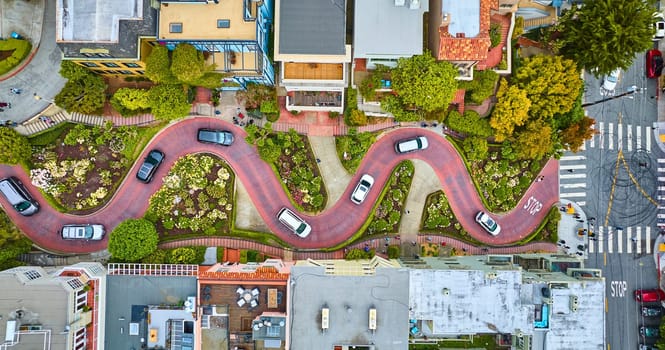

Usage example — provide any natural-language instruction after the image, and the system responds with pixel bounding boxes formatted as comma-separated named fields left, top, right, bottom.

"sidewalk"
left=557, top=199, right=589, bottom=258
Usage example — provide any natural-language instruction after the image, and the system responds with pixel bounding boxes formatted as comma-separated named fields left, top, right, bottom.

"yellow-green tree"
left=490, top=78, right=531, bottom=142
left=514, top=120, right=554, bottom=160
left=391, top=52, right=458, bottom=112
left=514, top=55, right=582, bottom=120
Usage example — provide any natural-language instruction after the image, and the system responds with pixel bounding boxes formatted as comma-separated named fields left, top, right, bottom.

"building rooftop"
left=409, top=268, right=532, bottom=335
left=436, top=0, right=497, bottom=61
left=277, top=0, right=346, bottom=55
left=104, top=275, right=197, bottom=350
left=353, top=0, right=428, bottom=60
left=157, top=0, right=260, bottom=41
left=0, top=267, right=69, bottom=350
left=56, top=0, right=157, bottom=59
left=289, top=265, right=410, bottom=350
left=542, top=280, right=605, bottom=350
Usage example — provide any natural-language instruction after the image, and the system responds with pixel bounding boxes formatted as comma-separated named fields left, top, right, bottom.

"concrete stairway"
left=18, top=112, right=69, bottom=135
left=69, top=112, right=107, bottom=127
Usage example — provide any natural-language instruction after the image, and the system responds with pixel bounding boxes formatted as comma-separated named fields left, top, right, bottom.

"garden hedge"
left=0, top=39, right=32, bottom=75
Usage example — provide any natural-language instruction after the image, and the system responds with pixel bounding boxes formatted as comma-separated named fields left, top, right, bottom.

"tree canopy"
left=560, top=116, right=597, bottom=153
left=514, top=120, right=554, bottom=160
left=110, top=88, right=151, bottom=116
left=0, top=210, right=31, bottom=270
left=171, top=44, right=207, bottom=85
left=148, top=84, right=192, bottom=121
left=0, top=127, right=31, bottom=164
left=55, top=64, right=107, bottom=114
left=490, top=78, right=531, bottom=142
left=108, top=218, right=158, bottom=261
left=391, top=52, right=458, bottom=112
left=145, top=45, right=177, bottom=84
left=556, top=0, right=655, bottom=77
left=513, top=55, right=583, bottom=120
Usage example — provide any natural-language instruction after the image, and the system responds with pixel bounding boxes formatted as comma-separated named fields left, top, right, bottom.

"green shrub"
left=490, top=23, right=502, bottom=48
left=445, top=110, right=493, bottom=137
left=246, top=249, right=259, bottom=262
left=0, top=39, right=31, bottom=75
left=458, top=70, right=498, bottom=105
left=239, top=250, right=248, bottom=263
left=387, top=245, right=400, bottom=259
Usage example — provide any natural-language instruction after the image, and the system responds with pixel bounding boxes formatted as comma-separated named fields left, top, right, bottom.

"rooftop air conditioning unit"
left=395, top=0, right=406, bottom=6
left=369, top=308, right=377, bottom=330
left=321, top=308, right=329, bottom=330
left=409, top=0, right=420, bottom=10
left=569, top=295, right=578, bottom=312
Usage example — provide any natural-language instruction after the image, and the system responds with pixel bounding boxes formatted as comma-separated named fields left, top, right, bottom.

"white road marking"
left=627, top=227, right=632, bottom=254
left=646, top=227, right=651, bottom=254
left=608, top=122, right=614, bottom=150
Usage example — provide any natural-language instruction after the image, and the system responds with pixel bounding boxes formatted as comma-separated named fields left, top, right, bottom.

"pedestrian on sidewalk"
left=9, top=88, right=21, bottom=95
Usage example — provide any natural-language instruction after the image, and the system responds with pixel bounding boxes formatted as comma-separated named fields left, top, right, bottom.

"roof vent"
left=442, top=288, right=450, bottom=296
left=369, top=308, right=377, bottom=330
left=321, top=308, right=329, bottom=330
left=569, top=295, right=579, bottom=312
left=409, top=0, right=420, bottom=10
left=395, top=0, right=406, bottom=6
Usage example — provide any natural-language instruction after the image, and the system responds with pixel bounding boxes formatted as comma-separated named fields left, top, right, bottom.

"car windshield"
left=296, top=223, right=307, bottom=234
left=14, top=201, right=31, bottom=212
left=485, top=216, right=496, bottom=227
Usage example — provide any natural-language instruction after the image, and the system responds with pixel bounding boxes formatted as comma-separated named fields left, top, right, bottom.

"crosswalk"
left=559, top=155, right=588, bottom=206
left=585, top=122, right=653, bottom=151
left=587, top=226, right=653, bottom=254
left=659, top=159, right=665, bottom=229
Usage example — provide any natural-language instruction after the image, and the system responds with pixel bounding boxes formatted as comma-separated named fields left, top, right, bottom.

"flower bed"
left=146, top=154, right=235, bottom=237
left=365, top=161, right=414, bottom=235
left=28, top=123, right=144, bottom=213
left=421, top=190, right=482, bottom=245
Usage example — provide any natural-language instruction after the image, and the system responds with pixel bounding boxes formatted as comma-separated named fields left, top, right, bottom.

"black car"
left=136, top=149, right=165, bottom=183
left=197, top=129, right=234, bottom=146
left=642, top=306, right=662, bottom=317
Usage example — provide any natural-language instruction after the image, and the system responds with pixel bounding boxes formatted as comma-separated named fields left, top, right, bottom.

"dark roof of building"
left=278, top=0, right=346, bottom=55
left=104, top=275, right=197, bottom=350
left=57, top=0, right=157, bottom=59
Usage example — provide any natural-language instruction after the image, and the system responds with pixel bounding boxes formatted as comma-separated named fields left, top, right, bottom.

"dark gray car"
left=197, top=129, right=234, bottom=146
left=136, top=150, right=165, bottom=183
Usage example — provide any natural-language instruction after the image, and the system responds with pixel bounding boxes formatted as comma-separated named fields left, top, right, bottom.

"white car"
left=655, top=12, right=665, bottom=40
left=475, top=212, right=501, bottom=236
left=61, top=224, right=105, bottom=240
left=602, top=69, right=621, bottom=91
left=351, top=174, right=375, bottom=204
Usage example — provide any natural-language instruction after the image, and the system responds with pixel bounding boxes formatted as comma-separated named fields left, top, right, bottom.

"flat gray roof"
left=442, top=0, right=480, bottom=37
left=353, top=0, right=427, bottom=59
left=104, top=275, right=197, bottom=350
left=409, top=269, right=532, bottom=335
left=57, top=0, right=157, bottom=59
left=542, top=281, right=605, bottom=350
left=289, top=266, right=410, bottom=350
left=278, top=0, right=346, bottom=55
left=0, top=271, right=69, bottom=350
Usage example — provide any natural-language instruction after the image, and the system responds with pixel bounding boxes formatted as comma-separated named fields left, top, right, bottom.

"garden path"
left=398, top=160, right=442, bottom=243
left=307, top=136, right=352, bottom=210
left=0, top=117, right=559, bottom=253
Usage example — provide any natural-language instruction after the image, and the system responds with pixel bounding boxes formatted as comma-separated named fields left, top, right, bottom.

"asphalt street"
left=564, top=47, right=664, bottom=349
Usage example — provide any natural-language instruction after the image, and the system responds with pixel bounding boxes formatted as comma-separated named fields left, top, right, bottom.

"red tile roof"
left=438, top=0, right=498, bottom=62
left=477, top=13, right=511, bottom=70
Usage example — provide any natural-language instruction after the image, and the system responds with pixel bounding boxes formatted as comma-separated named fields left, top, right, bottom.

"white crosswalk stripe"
left=584, top=123, right=655, bottom=150
left=559, top=154, right=587, bottom=207
left=587, top=226, right=655, bottom=255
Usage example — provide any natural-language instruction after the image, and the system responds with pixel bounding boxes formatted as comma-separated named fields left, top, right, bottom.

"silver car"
left=61, top=224, right=105, bottom=240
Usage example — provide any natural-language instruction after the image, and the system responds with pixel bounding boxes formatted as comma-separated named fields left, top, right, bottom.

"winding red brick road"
left=0, top=117, right=559, bottom=253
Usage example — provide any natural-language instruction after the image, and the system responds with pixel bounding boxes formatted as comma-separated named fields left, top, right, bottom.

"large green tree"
left=391, top=52, right=458, bottom=112
left=59, top=61, right=91, bottom=81
left=145, top=45, right=177, bottom=84
left=170, top=44, right=207, bottom=85
left=108, top=218, right=158, bottom=261
left=0, top=128, right=31, bottom=164
left=55, top=73, right=107, bottom=114
left=513, top=55, right=583, bottom=120
left=490, top=78, right=531, bottom=142
left=148, top=84, right=191, bottom=121
left=514, top=120, right=554, bottom=160
left=556, top=0, right=656, bottom=77
left=111, top=88, right=150, bottom=112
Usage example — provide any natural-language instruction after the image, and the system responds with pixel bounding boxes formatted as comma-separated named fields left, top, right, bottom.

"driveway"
left=0, top=117, right=559, bottom=253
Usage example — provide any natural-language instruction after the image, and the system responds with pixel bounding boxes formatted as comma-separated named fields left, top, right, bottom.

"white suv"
left=277, top=208, right=311, bottom=238
left=394, top=136, right=429, bottom=154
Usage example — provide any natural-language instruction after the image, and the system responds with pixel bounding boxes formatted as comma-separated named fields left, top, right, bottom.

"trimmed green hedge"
left=0, top=39, right=32, bottom=75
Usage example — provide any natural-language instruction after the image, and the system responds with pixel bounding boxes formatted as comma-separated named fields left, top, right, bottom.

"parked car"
left=351, top=174, right=374, bottom=204
left=602, top=69, right=621, bottom=91
left=475, top=211, right=501, bottom=236
left=394, top=136, right=428, bottom=154
left=0, top=177, right=39, bottom=216
left=640, top=326, right=659, bottom=338
left=647, top=49, right=664, bottom=78
left=197, top=129, right=234, bottom=146
left=61, top=224, right=105, bottom=240
left=654, top=12, right=665, bottom=40
left=136, top=149, right=165, bottom=183
left=634, top=289, right=665, bottom=302
left=640, top=344, right=657, bottom=350
left=641, top=306, right=662, bottom=317
left=277, top=208, right=311, bottom=238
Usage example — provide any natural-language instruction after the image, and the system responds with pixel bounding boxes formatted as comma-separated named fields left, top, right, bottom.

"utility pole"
left=581, top=87, right=646, bottom=108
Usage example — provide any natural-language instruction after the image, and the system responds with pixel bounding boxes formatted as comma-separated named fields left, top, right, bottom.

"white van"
left=394, top=136, right=429, bottom=153
left=277, top=208, right=311, bottom=238
left=0, top=177, right=39, bottom=216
